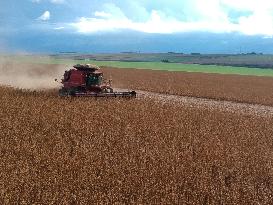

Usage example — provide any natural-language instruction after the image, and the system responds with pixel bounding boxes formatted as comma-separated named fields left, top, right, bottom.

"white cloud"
left=54, top=26, right=65, bottom=30
left=71, top=10, right=234, bottom=34
left=196, top=0, right=228, bottom=21
left=50, top=0, right=65, bottom=4
left=38, top=11, right=50, bottom=21
left=220, top=0, right=273, bottom=11
left=237, top=10, right=273, bottom=36
left=94, top=11, right=112, bottom=18
left=71, top=1, right=273, bottom=36
left=101, top=3, right=128, bottom=20
left=31, top=0, right=65, bottom=3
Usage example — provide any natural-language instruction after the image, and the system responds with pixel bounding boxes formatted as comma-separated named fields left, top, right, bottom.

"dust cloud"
left=0, top=57, right=68, bottom=90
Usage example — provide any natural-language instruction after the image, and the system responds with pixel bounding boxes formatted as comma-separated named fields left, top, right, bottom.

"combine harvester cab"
left=59, top=64, right=136, bottom=98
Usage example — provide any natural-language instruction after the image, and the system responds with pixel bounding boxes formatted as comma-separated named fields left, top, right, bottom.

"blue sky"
left=1, top=0, right=273, bottom=53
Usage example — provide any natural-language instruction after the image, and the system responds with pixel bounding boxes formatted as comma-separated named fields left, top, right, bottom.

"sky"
left=1, top=0, right=273, bottom=53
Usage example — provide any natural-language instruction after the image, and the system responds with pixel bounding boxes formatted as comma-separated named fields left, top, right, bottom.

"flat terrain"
left=130, top=89, right=273, bottom=118
left=56, top=53, right=273, bottom=69
left=4, top=55, right=273, bottom=77
left=2, top=62, right=273, bottom=106
left=1, top=86, right=273, bottom=204
left=104, top=66, right=273, bottom=106
left=1, top=62, right=273, bottom=203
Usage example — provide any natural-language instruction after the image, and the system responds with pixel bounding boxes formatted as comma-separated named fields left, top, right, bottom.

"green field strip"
left=3, top=55, right=273, bottom=77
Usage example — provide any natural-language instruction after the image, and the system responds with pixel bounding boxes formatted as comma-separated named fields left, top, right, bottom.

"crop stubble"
left=1, top=86, right=273, bottom=204
left=102, top=66, right=273, bottom=106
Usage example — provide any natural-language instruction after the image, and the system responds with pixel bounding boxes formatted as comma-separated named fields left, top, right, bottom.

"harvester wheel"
left=69, top=90, right=76, bottom=96
left=59, top=88, right=69, bottom=97
left=59, top=88, right=77, bottom=96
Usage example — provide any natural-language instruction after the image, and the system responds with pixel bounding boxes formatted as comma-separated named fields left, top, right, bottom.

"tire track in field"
left=116, top=88, right=273, bottom=117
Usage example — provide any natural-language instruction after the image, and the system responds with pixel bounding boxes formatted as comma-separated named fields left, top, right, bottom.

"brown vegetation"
left=1, top=86, right=273, bottom=204
left=103, top=66, right=273, bottom=106
left=2, top=61, right=273, bottom=106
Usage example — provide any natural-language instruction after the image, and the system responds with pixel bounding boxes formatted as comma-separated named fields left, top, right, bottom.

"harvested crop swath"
left=103, top=66, right=273, bottom=106
left=1, top=86, right=273, bottom=204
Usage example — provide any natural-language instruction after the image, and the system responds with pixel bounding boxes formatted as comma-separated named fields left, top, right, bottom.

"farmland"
left=103, top=66, right=273, bottom=106
left=3, top=54, right=273, bottom=77
left=1, top=61, right=273, bottom=204
left=2, top=62, right=273, bottom=106
left=1, top=86, right=273, bottom=204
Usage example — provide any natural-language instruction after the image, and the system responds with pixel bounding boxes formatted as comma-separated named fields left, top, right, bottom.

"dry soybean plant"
left=103, top=66, right=273, bottom=106
left=1, top=86, right=273, bottom=204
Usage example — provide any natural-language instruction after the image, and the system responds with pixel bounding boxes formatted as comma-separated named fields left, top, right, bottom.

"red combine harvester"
left=58, top=64, right=136, bottom=97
